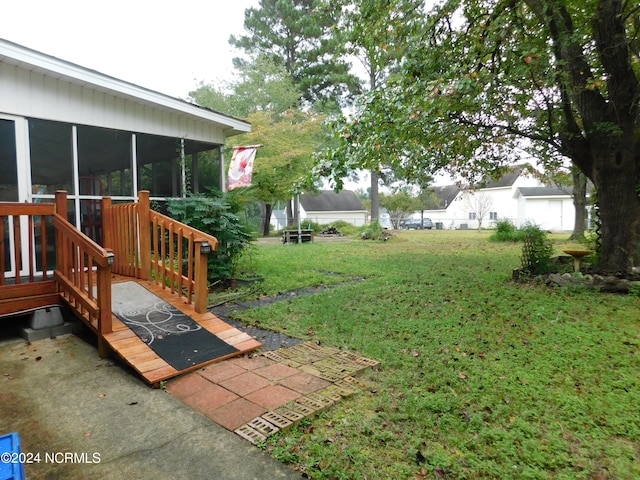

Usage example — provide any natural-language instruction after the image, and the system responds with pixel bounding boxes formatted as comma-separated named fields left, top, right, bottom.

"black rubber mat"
left=112, top=282, right=238, bottom=370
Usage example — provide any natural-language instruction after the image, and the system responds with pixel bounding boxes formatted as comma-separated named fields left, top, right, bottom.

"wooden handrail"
left=52, top=191, right=114, bottom=357
left=102, top=191, right=218, bottom=314
left=0, top=191, right=113, bottom=357
left=0, top=202, right=56, bottom=286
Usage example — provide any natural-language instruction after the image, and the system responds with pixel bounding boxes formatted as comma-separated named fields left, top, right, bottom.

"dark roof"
left=431, top=185, right=461, bottom=209
left=300, top=190, right=365, bottom=212
left=517, top=186, right=574, bottom=197
left=480, top=166, right=525, bottom=188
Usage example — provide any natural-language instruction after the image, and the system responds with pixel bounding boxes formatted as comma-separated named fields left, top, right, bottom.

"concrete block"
left=28, top=307, right=64, bottom=330
left=19, top=327, right=52, bottom=342
left=19, top=322, right=75, bottom=342
left=50, top=322, right=76, bottom=337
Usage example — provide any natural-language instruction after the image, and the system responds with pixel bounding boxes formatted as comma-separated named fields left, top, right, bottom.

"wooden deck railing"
left=102, top=191, right=218, bottom=314
left=0, top=201, right=58, bottom=315
left=0, top=191, right=114, bottom=356
left=53, top=192, right=114, bottom=356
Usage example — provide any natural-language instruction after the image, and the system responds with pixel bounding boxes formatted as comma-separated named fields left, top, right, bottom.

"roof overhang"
left=0, top=38, right=250, bottom=136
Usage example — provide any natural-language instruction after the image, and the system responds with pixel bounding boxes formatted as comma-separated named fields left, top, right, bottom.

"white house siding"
left=516, top=196, right=575, bottom=231
left=0, top=40, right=249, bottom=143
left=302, top=210, right=368, bottom=227
left=0, top=62, right=232, bottom=144
left=424, top=171, right=545, bottom=229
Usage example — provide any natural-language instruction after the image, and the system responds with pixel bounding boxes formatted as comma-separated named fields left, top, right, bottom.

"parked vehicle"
left=400, top=218, right=433, bottom=229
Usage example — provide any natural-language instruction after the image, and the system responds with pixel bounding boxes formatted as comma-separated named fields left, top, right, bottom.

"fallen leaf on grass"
left=434, top=466, right=447, bottom=478
left=458, top=371, right=467, bottom=379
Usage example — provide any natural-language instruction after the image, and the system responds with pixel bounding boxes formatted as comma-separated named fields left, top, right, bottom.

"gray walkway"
left=0, top=333, right=302, bottom=480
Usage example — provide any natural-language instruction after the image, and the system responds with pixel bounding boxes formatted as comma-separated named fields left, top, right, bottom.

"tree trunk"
left=370, top=170, right=379, bottom=223
left=569, top=169, right=588, bottom=241
left=261, top=203, right=273, bottom=237
left=592, top=152, right=640, bottom=274
left=286, top=198, right=294, bottom=226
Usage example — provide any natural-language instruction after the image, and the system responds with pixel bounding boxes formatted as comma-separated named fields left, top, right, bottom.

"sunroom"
left=0, top=37, right=249, bottom=270
left=0, top=38, right=258, bottom=383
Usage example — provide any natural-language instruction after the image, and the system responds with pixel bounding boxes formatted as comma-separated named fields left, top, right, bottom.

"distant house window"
left=469, top=212, right=477, bottom=220
left=490, top=212, right=498, bottom=220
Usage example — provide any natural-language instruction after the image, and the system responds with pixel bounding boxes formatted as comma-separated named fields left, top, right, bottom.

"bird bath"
left=563, top=250, right=594, bottom=272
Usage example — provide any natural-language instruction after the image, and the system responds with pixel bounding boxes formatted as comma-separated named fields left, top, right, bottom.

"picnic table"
left=282, top=229, right=314, bottom=244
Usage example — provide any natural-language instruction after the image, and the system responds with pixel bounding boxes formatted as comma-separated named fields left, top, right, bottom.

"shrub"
left=329, top=220, right=358, bottom=236
left=489, top=219, right=521, bottom=242
left=300, top=220, right=322, bottom=233
left=167, top=192, right=253, bottom=283
left=359, top=220, right=390, bottom=240
left=520, top=224, right=554, bottom=275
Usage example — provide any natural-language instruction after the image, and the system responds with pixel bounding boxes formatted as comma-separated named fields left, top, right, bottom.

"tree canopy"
left=319, top=0, right=639, bottom=273
left=189, top=55, right=328, bottom=235
left=189, top=54, right=299, bottom=118
left=230, top=0, right=362, bottom=112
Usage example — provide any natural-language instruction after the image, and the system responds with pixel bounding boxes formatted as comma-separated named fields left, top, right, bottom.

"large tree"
left=321, top=0, right=639, bottom=274
left=189, top=54, right=299, bottom=117
left=190, top=58, right=325, bottom=236
left=230, top=0, right=361, bottom=112
left=333, top=0, right=426, bottom=222
left=231, top=109, right=326, bottom=236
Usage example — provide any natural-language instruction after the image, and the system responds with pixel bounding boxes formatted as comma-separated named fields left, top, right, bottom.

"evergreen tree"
left=229, top=0, right=361, bottom=112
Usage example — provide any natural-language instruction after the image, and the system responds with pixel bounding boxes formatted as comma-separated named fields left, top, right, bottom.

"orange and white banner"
left=227, top=146, right=258, bottom=190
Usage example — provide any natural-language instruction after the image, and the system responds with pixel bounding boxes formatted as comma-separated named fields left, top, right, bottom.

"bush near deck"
left=231, top=230, right=639, bottom=480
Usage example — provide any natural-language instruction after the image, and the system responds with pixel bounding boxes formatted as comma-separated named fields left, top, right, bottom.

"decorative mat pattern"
left=112, top=282, right=238, bottom=370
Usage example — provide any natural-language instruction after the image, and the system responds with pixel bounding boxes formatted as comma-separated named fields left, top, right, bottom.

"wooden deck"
left=0, top=191, right=261, bottom=386
left=103, top=278, right=261, bottom=385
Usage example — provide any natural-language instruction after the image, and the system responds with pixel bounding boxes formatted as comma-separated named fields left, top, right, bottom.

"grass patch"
left=232, top=230, right=640, bottom=479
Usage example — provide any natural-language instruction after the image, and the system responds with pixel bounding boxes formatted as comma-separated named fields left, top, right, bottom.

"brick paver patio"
left=166, top=342, right=379, bottom=444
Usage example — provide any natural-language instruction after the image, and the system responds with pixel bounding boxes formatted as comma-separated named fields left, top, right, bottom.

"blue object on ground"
left=0, top=432, right=25, bottom=480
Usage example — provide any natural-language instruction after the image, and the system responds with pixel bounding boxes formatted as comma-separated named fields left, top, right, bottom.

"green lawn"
left=228, top=230, right=640, bottom=480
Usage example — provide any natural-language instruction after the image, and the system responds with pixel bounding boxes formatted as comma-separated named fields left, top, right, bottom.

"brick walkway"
left=166, top=342, right=379, bottom=444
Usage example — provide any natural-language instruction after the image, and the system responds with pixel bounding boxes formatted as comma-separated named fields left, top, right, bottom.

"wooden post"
left=137, top=191, right=151, bottom=281
left=55, top=190, right=68, bottom=219
left=193, top=240, right=209, bottom=314
left=97, top=248, right=113, bottom=358
left=54, top=191, right=67, bottom=281
left=101, top=196, right=112, bottom=249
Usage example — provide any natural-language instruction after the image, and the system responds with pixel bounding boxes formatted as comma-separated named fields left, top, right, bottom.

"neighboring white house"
left=420, top=166, right=586, bottom=231
left=271, top=190, right=368, bottom=229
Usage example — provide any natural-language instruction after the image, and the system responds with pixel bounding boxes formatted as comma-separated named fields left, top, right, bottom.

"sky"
left=1, top=0, right=261, bottom=99
left=1, top=0, right=453, bottom=190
